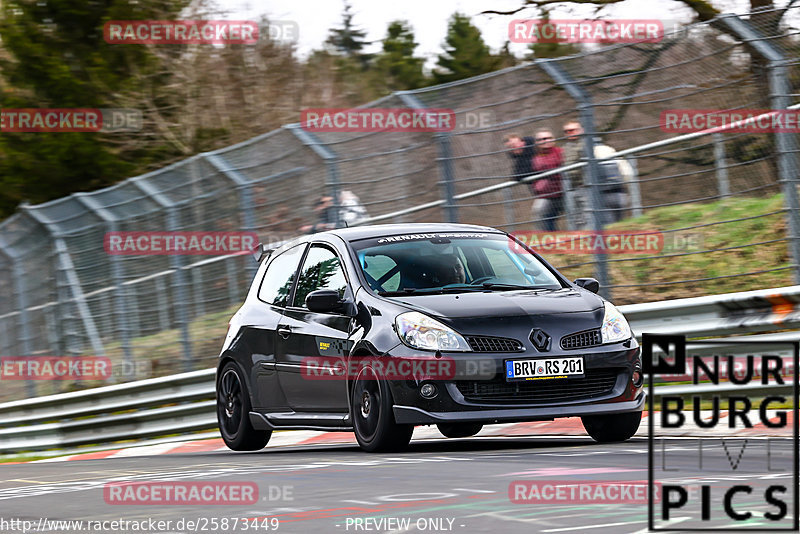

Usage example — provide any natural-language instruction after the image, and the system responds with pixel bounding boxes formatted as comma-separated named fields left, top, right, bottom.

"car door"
left=275, top=243, right=353, bottom=412
left=251, top=243, right=307, bottom=410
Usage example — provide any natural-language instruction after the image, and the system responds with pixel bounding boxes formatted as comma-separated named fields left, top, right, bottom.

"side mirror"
left=574, top=277, right=600, bottom=294
left=305, top=289, right=355, bottom=316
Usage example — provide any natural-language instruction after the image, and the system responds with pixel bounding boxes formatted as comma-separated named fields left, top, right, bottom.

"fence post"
left=286, top=125, right=345, bottom=226
left=538, top=59, right=610, bottom=299
left=717, top=14, right=800, bottom=284
left=155, top=276, right=170, bottom=331
left=204, top=153, right=259, bottom=280
left=627, top=158, right=643, bottom=218
left=129, top=177, right=193, bottom=371
left=1, top=242, right=37, bottom=397
left=502, top=188, right=516, bottom=228
left=397, top=92, right=459, bottom=223
left=712, top=133, right=730, bottom=199
left=19, top=206, right=106, bottom=363
left=72, top=194, right=130, bottom=367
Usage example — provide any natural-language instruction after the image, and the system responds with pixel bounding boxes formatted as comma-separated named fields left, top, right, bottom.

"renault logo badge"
left=530, top=329, right=551, bottom=351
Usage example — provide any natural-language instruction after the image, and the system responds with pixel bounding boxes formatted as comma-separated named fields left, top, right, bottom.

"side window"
left=362, top=254, right=400, bottom=291
left=258, top=244, right=305, bottom=307
left=292, top=246, right=348, bottom=308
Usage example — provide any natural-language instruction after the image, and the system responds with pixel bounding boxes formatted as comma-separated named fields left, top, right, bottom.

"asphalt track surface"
left=0, top=433, right=796, bottom=534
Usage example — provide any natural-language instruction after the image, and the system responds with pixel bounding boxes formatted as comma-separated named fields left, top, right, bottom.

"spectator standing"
left=530, top=129, right=565, bottom=232
left=299, top=191, right=369, bottom=234
left=562, top=120, right=634, bottom=227
left=338, top=190, right=369, bottom=227
left=503, top=133, right=537, bottom=181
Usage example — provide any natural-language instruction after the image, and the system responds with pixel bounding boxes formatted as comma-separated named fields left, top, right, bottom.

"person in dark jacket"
left=504, top=133, right=537, bottom=181
left=530, top=128, right=565, bottom=232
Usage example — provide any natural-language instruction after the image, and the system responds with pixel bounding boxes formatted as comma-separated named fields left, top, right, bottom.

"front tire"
left=437, top=423, right=483, bottom=438
left=581, top=411, right=642, bottom=443
left=217, top=362, right=271, bottom=451
left=351, top=365, right=413, bottom=452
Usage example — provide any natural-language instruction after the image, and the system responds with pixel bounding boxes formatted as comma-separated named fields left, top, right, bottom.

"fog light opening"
left=420, top=382, right=438, bottom=399
left=631, top=363, right=644, bottom=388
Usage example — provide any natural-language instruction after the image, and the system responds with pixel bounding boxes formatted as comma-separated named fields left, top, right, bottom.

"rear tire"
left=581, top=411, right=642, bottom=443
left=217, top=362, right=271, bottom=451
left=437, top=423, right=483, bottom=438
left=351, top=365, right=413, bottom=452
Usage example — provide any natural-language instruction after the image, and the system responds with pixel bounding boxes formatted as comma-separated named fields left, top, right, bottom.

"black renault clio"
left=217, top=223, right=643, bottom=452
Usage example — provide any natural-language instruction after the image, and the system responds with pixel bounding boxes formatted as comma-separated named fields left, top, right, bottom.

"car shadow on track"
left=198, top=435, right=648, bottom=459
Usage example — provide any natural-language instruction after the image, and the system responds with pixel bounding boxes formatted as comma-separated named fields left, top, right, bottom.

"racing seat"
left=398, top=260, right=440, bottom=289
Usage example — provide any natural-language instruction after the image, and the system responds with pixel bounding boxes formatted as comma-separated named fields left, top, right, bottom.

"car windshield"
left=351, top=232, right=563, bottom=295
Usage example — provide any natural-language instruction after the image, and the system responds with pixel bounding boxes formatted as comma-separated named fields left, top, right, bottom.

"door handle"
left=277, top=325, right=292, bottom=339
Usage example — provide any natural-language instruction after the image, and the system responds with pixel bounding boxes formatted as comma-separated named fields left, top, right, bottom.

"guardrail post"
left=717, top=14, right=800, bottom=284
left=538, top=59, right=610, bottom=298
left=712, top=133, right=730, bottom=199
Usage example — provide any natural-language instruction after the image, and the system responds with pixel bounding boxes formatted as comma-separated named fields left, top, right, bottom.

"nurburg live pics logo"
left=643, top=334, right=799, bottom=531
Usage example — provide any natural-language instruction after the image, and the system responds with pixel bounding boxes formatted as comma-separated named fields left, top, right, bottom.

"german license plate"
left=505, top=357, right=584, bottom=381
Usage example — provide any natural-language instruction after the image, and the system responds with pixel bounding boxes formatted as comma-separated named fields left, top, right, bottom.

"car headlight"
left=395, top=311, right=471, bottom=352
left=601, top=301, right=632, bottom=343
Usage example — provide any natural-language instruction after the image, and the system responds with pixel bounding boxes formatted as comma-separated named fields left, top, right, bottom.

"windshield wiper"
left=378, top=286, right=485, bottom=296
left=481, top=283, right=555, bottom=291
left=377, top=288, right=419, bottom=296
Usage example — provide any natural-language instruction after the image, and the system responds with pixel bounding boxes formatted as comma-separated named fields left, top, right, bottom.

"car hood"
left=390, top=288, right=603, bottom=319
left=387, top=288, right=607, bottom=340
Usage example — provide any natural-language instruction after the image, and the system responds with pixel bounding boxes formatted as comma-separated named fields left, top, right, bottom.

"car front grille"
left=455, top=368, right=620, bottom=404
left=466, top=336, right=524, bottom=353
left=561, top=328, right=602, bottom=350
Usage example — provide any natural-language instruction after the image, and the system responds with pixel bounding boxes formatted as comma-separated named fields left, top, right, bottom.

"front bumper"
left=384, top=342, right=643, bottom=425
left=393, top=391, right=645, bottom=424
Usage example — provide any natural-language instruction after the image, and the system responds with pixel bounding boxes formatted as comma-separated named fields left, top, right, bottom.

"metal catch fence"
left=0, top=8, right=799, bottom=400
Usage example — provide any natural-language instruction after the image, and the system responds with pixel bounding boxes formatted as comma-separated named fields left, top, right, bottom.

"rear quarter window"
left=258, top=244, right=305, bottom=307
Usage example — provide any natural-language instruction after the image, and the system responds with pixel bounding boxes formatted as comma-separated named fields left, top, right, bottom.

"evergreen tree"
left=324, top=1, right=372, bottom=69
left=526, top=10, right=582, bottom=59
left=434, top=13, right=502, bottom=84
left=0, top=0, right=189, bottom=217
left=497, top=40, right=520, bottom=68
left=373, top=20, right=426, bottom=91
